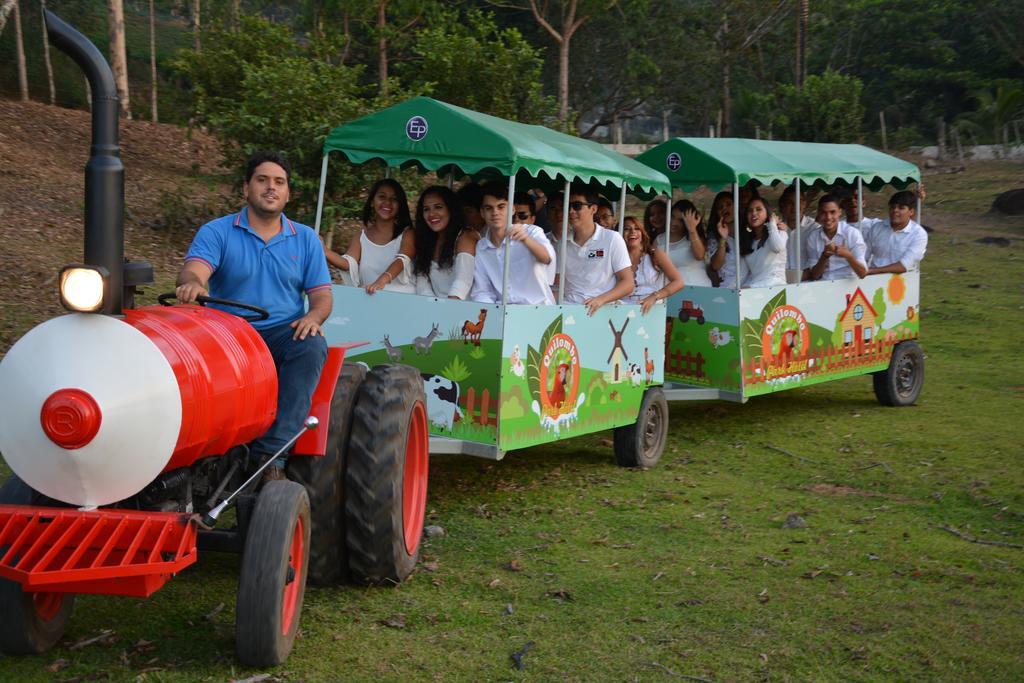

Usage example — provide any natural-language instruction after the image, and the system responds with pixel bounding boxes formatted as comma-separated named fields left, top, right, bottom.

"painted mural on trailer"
left=664, top=286, right=742, bottom=392
left=497, top=303, right=666, bottom=452
left=322, top=287, right=504, bottom=445
left=737, top=272, right=920, bottom=397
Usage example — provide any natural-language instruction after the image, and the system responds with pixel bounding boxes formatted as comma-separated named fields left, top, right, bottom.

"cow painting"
left=421, top=373, right=464, bottom=430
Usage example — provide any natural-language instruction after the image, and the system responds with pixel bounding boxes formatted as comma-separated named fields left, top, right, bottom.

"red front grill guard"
left=0, top=505, right=197, bottom=597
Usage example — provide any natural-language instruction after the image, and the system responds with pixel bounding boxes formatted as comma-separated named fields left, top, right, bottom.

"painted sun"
left=887, top=274, right=906, bottom=304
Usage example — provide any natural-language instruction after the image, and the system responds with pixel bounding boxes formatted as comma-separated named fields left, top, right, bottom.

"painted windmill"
left=605, top=318, right=629, bottom=384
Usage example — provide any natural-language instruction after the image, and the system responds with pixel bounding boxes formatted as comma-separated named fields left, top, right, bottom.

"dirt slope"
left=0, top=98, right=228, bottom=353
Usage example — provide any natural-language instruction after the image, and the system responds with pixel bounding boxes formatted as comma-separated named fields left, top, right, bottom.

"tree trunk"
left=40, top=0, right=55, bottom=104
left=377, top=1, right=388, bottom=95
left=149, top=0, right=157, bottom=122
left=229, top=0, right=240, bottom=31
left=721, top=58, right=731, bottom=137
left=795, top=0, right=808, bottom=88
left=191, top=0, right=200, bottom=52
left=558, top=37, right=569, bottom=124
left=108, top=0, right=131, bottom=119
left=14, top=0, right=28, bottom=101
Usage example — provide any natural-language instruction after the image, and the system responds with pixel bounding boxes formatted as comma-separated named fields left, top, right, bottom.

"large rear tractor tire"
left=287, top=363, right=366, bottom=585
left=0, top=476, right=75, bottom=655
left=612, top=387, right=668, bottom=468
left=236, top=480, right=310, bottom=667
left=344, top=364, right=429, bottom=585
left=873, top=340, right=925, bottom=406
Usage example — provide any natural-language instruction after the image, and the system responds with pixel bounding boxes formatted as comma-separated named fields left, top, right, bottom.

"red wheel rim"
left=33, top=592, right=63, bottom=622
left=281, top=516, right=304, bottom=635
left=402, top=401, right=429, bottom=556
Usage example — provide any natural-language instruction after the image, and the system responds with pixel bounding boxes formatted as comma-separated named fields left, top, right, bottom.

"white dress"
left=339, top=229, right=415, bottom=293
left=415, top=252, right=476, bottom=299
left=624, top=253, right=667, bottom=304
left=742, top=221, right=788, bottom=288
left=667, top=237, right=712, bottom=287
left=712, top=236, right=748, bottom=289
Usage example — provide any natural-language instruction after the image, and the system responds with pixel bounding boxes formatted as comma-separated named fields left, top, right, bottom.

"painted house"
left=838, top=288, right=877, bottom=354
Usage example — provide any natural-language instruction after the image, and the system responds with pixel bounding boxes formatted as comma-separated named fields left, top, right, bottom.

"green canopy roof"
left=323, top=97, right=670, bottom=197
left=635, top=138, right=920, bottom=192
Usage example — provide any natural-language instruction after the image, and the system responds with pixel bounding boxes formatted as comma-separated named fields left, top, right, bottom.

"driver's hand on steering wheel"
left=290, top=314, right=323, bottom=341
left=175, top=283, right=208, bottom=304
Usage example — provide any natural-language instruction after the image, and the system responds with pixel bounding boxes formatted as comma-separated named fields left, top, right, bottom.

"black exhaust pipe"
left=45, top=10, right=124, bottom=315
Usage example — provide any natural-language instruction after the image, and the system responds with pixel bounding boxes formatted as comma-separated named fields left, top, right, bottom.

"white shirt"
left=742, top=221, right=788, bottom=288
left=470, top=224, right=555, bottom=305
left=802, top=221, right=867, bottom=281
left=860, top=218, right=928, bottom=271
left=712, top=236, right=748, bottom=289
left=339, top=230, right=415, bottom=292
left=787, top=215, right=819, bottom=270
left=415, top=252, right=475, bottom=299
left=562, top=225, right=632, bottom=304
left=667, top=237, right=712, bottom=287
left=625, top=252, right=667, bottom=303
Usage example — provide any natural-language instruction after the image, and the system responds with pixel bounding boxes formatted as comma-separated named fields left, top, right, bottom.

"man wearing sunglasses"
left=561, top=185, right=634, bottom=315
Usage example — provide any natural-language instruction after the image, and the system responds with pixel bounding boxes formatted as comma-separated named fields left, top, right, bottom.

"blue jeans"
left=251, top=322, right=328, bottom=466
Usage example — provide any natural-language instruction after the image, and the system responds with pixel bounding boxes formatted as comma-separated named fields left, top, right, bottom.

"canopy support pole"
left=557, top=179, right=570, bottom=303
left=733, top=183, right=741, bottom=290
left=856, top=177, right=864, bottom=228
left=664, top=191, right=672, bottom=251
left=916, top=181, right=923, bottom=224
left=314, top=154, right=329, bottom=235
left=618, top=181, right=627, bottom=235
left=500, top=174, right=517, bottom=305
left=794, top=179, right=802, bottom=283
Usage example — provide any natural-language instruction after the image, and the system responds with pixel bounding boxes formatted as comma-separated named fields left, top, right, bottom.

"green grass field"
left=1, top=163, right=1022, bottom=681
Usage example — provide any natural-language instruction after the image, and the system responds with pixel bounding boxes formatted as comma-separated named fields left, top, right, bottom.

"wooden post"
left=662, top=110, right=669, bottom=142
left=937, top=118, right=946, bottom=161
left=879, top=111, right=888, bottom=150
left=480, top=389, right=490, bottom=426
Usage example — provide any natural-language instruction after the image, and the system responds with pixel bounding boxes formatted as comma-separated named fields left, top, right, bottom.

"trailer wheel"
left=873, top=340, right=924, bottom=406
left=345, top=364, right=429, bottom=585
left=613, top=387, right=668, bottom=468
left=236, top=480, right=310, bottom=667
left=287, top=363, right=366, bottom=585
left=0, top=476, right=75, bottom=655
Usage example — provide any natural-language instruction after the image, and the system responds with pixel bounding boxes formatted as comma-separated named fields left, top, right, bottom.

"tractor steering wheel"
left=157, top=293, right=270, bottom=323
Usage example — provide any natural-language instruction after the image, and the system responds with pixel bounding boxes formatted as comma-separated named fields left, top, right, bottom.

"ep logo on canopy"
left=666, top=152, right=682, bottom=172
left=406, top=116, right=428, bottom=141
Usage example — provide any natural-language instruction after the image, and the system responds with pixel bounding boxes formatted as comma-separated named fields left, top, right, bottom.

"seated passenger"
left=412, top=186, right=477, bottom=299
left=595, top=197, right=616, bottom=229
left=860, top=189, right=928, bottom=274
left=323, top=178, right=416, bottom=294
left=831, top=185, right=866, bottom=232
left=708, top=190, right=748, bottom=289
left=778, top=184, right=819, bottom=275
left=469, top=182, right=555, bottom=305
left=740, top=196, right=788, bottom=288
left=666, top=199, right=712, bottom=287
left=643, top=199, right=667, bottom=240
left=623, top=216, right=684, bottom=314
left=456, top=182, right=486, bottom=234
left=544, top=191, right=565, bottom=246
left=561, top=185, right=634, bottom=314
left=802, top=194, right=867, bottom=281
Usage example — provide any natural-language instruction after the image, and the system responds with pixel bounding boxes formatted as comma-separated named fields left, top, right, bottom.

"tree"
left=13, top=0, right=28, bottom=101
left=191, top=0, right=200, bottom=52
left=40, top=0, right=55, bottom=104
left=108, top=0, right=131, bottom=118
left=772, top=69, right=865, bottom=142
left=398, top=7, right=557, bottom=123
left=0, top=0, right=16, bottom=35
left=795, top=0, right=807, bottom=87
left=149, top=0, right=157, bottom=121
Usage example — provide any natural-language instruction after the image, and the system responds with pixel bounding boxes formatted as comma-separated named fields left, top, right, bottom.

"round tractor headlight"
left=60, top=265, right=109, bottom=312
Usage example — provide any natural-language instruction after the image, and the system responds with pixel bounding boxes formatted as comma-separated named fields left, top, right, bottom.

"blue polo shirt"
left=185, top=208, right=331, bottom=329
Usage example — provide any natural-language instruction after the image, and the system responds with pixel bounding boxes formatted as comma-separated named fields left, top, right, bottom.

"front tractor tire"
left=344, top=364, right=429, bottom=585
left=873, top=340, right=925, bottom=406
left=287, top=363, right=367, bottom=585
left=0, top=475, right=75, bottom=656
left=613, top=387, right=668, bottom=468
left=236, top=480, right=311, bottom=667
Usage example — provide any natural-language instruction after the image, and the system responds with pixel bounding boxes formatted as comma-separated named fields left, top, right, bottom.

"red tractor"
left=0, top=12, right=428, bottom=667
left=677, top=300, right=705, bottom=324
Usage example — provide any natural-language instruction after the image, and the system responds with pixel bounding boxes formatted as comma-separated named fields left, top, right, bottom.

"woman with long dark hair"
left=323, top=178, right=416, bottom=294
left=412, top=186, right=477, bottom=299
left=622, top=216, right=684, bottom=314
left=740, top=196, right=788, bottom=287
left=708, top=191, right=747, bottom=289
left=666, top=199, right=712, bottom=287
left=643, top=199, right=667, bottom=240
